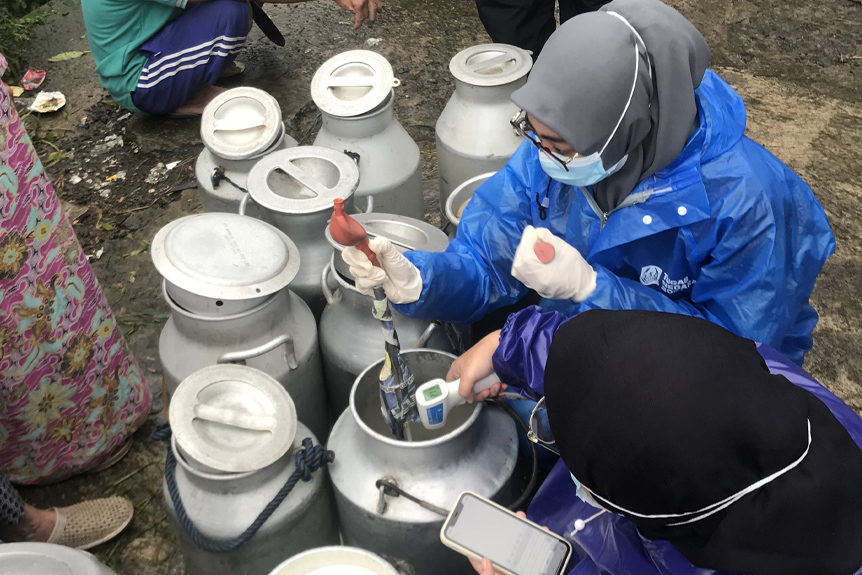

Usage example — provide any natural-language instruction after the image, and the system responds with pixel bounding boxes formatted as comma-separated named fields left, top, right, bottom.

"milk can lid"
left=449, top=43, right=533, bottom=87
left=247, top=146, right=360, bottom=214
left=311, top=50, right=400, bottom=117
left=0, top=543, right=110, bottom=575
left=151, top=213, right=300, bottom=300
left=201, top=87, right=283, bottom=160
left=325, top=212, right=449, bottom=253
left=170, top=364, right=297, bottom=473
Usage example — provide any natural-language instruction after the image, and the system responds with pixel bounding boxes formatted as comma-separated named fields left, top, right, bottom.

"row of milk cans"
left=153, top=44, right=530, bottom=575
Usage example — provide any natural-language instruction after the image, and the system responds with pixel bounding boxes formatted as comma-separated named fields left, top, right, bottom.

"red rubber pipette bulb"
left=330, top=199, right=380, bottom=267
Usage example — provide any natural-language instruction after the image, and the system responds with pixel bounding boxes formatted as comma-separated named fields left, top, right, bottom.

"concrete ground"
left=9, top=0, right=862, bottom=572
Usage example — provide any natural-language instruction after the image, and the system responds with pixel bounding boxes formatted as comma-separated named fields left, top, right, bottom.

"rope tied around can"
left=152, top=423, right=334, bottom=553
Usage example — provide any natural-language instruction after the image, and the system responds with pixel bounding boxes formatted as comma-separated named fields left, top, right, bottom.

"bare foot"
left=0, top=504, right=57, bottom=542
left=171, top=85, right=227, bottom=116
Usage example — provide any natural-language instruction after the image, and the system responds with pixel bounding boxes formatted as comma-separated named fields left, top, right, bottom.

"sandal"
left=89, top=438, right=133, bottom=474
left=47, top=497, right=134, bottom=550
left=219, top=60, right=246, bottom=79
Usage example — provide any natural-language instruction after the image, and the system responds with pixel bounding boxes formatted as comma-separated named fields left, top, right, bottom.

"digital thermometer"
left=416, top=373, right=499, bottom=430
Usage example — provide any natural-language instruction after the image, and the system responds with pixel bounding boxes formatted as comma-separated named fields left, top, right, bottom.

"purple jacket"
left=492, top=306, right=862, bottom=575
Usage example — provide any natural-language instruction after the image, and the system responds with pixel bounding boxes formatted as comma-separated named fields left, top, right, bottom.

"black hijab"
left=544, top=309, right=862, bottom=575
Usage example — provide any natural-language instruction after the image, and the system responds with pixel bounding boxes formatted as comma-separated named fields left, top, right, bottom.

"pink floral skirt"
left=0, top=53, right=151, bottom=485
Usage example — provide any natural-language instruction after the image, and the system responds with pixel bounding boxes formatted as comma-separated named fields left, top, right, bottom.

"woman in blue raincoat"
left=456, top=308, right=862, bottom=575
left=343, top=0, right=834, bottom=367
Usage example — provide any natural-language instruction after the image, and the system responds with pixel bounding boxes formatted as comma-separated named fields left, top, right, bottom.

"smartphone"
left=440, top=492, right=572, bottom=575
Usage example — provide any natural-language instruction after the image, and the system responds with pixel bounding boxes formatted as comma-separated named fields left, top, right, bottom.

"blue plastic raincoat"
left=492, top=306, right=862, bottom=575
left=397, top=71, right=834, bottom=365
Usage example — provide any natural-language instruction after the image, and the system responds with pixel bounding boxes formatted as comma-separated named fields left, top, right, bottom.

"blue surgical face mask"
left=539, top=152, right=628, bottom=188
left=570, top=473, right=604, bottom=510
left=538, top=14, right=647, bottom=189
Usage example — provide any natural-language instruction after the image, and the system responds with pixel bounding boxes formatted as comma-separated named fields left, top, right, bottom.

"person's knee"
left=211, top=0, right=251, bottom=28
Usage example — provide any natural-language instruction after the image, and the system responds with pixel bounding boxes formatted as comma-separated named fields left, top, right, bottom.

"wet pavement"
left=10, top=0, right=862, bottom=572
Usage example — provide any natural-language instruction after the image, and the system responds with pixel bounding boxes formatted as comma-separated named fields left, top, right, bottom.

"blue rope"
left=152, top=423, right=334, bottom=553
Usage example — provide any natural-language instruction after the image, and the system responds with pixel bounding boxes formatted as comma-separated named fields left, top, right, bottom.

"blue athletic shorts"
left=131, top=0, right=250, bottom=115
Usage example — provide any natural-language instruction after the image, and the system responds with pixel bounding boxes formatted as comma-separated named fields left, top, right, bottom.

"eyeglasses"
left=510, top=109, right=577, bottom=172
left=527, top=396, right=559, bottom=456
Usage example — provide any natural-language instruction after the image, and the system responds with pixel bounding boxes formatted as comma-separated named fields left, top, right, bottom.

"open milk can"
left=245, top=146, right=359, bottom=318
left=268, top=547, right=400, bottom=575
left=327, top=350, right=519, bottom=575
left=0, top=543, right=117, bottom=575
left=311, top=50, right=424, bottom=219
left=443, top=172, right=495, bottom=238
left=436, top=44, right=531, bottom=210
left=162, top=365, right=339, bottom=575
left=320, top=213, right=458, bottom=418
left=152, top=212, right=329, bottom=441
left=196, top=87, right=297, bottom=216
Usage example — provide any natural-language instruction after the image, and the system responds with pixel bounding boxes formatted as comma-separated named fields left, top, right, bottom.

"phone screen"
left=445, top=494, right=570, bottom=575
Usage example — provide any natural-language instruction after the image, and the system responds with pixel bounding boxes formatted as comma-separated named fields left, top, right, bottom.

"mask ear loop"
left=593, top=12, right=652, bottom=161
left=570, top=509, right=608, bottom=536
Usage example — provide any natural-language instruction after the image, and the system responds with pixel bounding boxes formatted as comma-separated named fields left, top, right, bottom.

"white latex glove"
left=511, top=226, right=597, bottom=302
left=341, top=237, right=423, bottom=304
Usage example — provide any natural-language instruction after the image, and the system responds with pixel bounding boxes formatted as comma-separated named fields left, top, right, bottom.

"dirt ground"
left=8, top=0, right=862, bottom=572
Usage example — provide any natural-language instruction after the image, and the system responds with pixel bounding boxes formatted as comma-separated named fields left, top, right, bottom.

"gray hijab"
left=511, top=0, right=711, bottom=213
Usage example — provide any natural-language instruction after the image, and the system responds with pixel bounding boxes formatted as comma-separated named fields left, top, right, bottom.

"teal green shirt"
left=82, top=0, right=186, bottom=111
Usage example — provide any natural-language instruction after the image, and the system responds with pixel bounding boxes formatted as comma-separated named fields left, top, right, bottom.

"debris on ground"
left=90, top=134, right=124, bottom=155
left=28, top=91, right=66, bottom=113
left=86, top=247, right=104, bottom=261
left=366, top=37, right=383, bottom=46
left=10, top=86, right=24, bottom=97
left=20, top=67, right=46, bottom=90
left=146, top=162, right=169, bottom=184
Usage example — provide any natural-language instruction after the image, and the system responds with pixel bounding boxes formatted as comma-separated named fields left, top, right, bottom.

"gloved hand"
left=511, top=226, right=597, bottom=302
left=341, top=237, right=423, bottom=304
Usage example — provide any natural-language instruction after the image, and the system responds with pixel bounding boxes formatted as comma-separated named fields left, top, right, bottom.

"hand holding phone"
left=441, top=492, right=572, bottom=575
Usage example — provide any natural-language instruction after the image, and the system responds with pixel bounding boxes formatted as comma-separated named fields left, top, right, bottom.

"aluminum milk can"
left=320, top=212, right=455, bottom=417
left=196, top=87, right=297, bottom=216
left=269, top=547, right=400, bottom=575
left=245, top=146, right=360, bottom=318
left=436, top=44, right=532, bottom=210
left=152, top=213, right=329, bottom=441
left=0, top=543, right=117, bottom=575
left=443, top=172, right=495, bottom=238
left=164, top=365, right=339, bottom=575
left=311, top=50, right=424, bottom=219
left=327, top=350, right=519, bottom=575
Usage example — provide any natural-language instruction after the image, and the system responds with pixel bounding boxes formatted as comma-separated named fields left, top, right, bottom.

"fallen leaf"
left=106, top=173, right=120, bottom=182
left=48, top=51, right=88, bottom=62
left=10, top=86, right=24, bottom=97
left=123, top=242, right=151, bottom=258
left=99, top=221, right=115, bottom=231
left=129, top=270, right=137, bottom=284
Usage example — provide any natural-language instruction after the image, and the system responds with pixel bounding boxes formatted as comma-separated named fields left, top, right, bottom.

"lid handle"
left=467, top=53, right=517, bottom=74
left=268, top=158, right=334, bottom=198
left=324, top=76, right=380, bottom=88
left=193, top=403, right=277, bottom=432
left=212, top=118, right=267, bottom=132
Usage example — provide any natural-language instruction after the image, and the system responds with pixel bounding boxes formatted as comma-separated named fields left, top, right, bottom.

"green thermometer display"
left=423, top=384, right=443, bottom=401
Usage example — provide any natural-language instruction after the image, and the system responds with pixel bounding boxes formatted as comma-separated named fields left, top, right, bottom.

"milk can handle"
left=413, top=323, right=438, bottom=348
left=238, top=193, right=252, bottom=216
left=321, top=262, right=336, bottom=304
left=152, top=424, right=334, bottom=554
left=361, top=195, right=374, bottom=214
left=217, top=334, right=299, bottom=370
